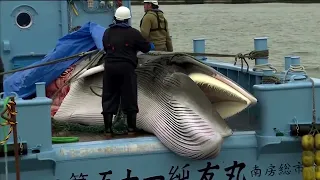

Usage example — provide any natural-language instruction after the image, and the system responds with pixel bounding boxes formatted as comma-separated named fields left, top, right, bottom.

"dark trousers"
left=102, top=62, right=138, bottom=115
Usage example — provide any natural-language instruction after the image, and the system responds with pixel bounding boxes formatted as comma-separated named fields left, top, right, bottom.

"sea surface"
left=130, top=3, right=320, bottom=77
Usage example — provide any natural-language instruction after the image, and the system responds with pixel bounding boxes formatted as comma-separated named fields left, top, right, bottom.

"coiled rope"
left=283, top=64, right=307, bottom=83
left=233, top=50, right=275, bottom=73
left=0, top=99, right=17, bottom=145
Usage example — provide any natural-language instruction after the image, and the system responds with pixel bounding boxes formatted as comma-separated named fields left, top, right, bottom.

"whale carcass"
left=52, top=52, right=257, bottom=160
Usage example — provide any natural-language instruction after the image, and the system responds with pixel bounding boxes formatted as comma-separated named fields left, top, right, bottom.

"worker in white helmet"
left=140, top=0, right=173, bottom=52
left=101, top=6, right=154, bottom=137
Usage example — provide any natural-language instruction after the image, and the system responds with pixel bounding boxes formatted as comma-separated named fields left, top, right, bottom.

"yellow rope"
left=0, top=101, right=17, bottom=145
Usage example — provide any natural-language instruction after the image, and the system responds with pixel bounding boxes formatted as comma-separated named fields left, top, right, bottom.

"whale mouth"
left=167, top=55, right=257, bottom=120
left=189, top=73, right=253, bottom=119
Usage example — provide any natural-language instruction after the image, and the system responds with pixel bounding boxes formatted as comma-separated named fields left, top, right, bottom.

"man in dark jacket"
left=140, top=0, right=173, bottom=52
left=102, top=6, right=153, bottom=137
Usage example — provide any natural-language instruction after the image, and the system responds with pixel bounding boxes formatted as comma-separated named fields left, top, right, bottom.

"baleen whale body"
left=53, top=52, right=257, bottom=160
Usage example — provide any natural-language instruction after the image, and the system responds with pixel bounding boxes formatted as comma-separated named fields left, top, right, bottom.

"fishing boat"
left=0, top=0, right=317, bottom=180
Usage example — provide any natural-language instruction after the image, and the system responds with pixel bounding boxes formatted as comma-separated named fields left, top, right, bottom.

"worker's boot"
left=127, top=113, right=139, bottom=136
left=103, top=113, right=113, bottom=139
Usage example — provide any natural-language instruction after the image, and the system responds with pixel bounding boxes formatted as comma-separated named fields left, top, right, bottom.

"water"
left=130, top=3, right=320, bottom=77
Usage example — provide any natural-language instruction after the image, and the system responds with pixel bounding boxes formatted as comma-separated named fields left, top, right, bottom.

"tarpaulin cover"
left=3, top=22, right=106, bottom=98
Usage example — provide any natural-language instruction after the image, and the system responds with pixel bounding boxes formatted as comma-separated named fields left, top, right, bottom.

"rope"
left=308, top=77, right=318, bottom=135
left=253, top=64, right=278, bottom=72
left=4, top=97, right=20, bottom=180
left=0, top=100, right=17, bottom=145
left=1, top=97, right=10, bottom=180
left=52, top=137, right=79, bottom=144
left=233, top=50, right=269, bottom=72
left=0, top=98, right=19, bottom=180
left=178, top=50, right=268, bottom=59
left=146, top=50, right=271, bottom=73
left=0, top=49, right=99, bottom=76
left=311, top=78, right=316, bottom=124
left=89, top=85, right=102, bottom=97
left=283, top=64, right=307, bottom=83
left=261, top=76, right=281, bottom=84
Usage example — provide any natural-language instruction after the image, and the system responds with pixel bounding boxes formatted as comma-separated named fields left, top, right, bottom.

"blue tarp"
left=4, top=22, right=106, bottom=98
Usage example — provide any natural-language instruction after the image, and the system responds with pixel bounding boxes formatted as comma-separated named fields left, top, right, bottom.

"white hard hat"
left=143, top=0, right=158, bottom=5
left=114, top=6, right=131, bottom=21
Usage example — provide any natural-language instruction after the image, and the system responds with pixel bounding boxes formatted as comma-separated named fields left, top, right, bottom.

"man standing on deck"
left=102, top=6, right=153, bottom=137
left=140, top=0, right=173, bottom=52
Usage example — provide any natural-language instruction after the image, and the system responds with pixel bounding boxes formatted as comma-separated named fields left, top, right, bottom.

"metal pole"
left=10, top=97, right=20, bottom=180
left=253, top=37, right=268, bottom=65
left=193, top=38, right=206, bottom=61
